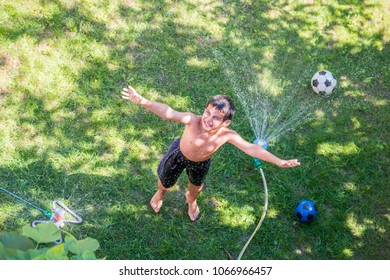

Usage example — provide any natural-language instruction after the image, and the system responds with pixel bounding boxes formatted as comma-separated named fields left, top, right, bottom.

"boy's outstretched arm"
left=227, top=131, right=300, bottom=168
left=121, top=86, right=192, bottom=124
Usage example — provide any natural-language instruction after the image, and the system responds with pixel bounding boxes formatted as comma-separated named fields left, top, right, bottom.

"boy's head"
left=206, top=95, right=235, bottom=121
left=201, top=95, right=235, bottom=131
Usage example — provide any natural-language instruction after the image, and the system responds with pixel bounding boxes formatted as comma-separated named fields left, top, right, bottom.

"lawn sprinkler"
left=0, top=186, right=82, bottom=244
left=253, top=138, right=268, bottom=150
left=253, top=138, right=268, bottom=168
left=237, top=138, right=269, bottom=260
left=32, top=200, right=83, bottom=244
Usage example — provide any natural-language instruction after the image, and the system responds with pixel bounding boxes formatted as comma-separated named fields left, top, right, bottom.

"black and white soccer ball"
left=311, top=70, right=337, bottom=96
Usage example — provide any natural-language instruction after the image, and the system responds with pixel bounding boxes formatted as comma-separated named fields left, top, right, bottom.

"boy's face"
left=201, top=105, right=231, bottom=131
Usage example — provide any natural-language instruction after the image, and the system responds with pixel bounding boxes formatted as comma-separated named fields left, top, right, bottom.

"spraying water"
left=214, top=49, right=320, bottom=144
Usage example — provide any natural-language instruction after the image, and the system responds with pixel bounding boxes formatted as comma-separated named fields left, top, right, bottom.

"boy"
left=121, top=86, right=300, bottom=221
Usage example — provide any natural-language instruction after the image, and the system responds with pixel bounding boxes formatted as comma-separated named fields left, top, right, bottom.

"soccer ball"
left=311, top=70, right=337, bottom=96
left=294, top=200, right=317, bottom=223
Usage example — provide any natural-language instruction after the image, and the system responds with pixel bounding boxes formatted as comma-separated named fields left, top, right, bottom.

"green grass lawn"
left=0, top=0, right=389, bottom=260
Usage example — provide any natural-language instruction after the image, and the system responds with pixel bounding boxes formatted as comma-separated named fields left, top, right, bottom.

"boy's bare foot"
left=185, top=191, right=200, bottom=222
left=150, top=190, right=164, bottom=213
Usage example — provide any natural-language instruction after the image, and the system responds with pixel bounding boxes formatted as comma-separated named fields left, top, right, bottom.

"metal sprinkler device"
left=0, top=186, right=82, bottom=245
left=32, top=200, right=83, bottom=244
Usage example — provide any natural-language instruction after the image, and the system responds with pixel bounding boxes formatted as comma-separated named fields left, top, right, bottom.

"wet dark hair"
left=206, top=95, right=235, bottom=121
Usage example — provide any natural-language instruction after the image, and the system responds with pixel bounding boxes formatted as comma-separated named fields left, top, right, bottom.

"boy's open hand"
left=278, top=159, right=300, bottom=168
left=121, top=86, right=144, bottom=105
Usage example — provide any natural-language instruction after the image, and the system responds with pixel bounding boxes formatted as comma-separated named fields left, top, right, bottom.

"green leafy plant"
left=0, top=223, right=100, bottom=260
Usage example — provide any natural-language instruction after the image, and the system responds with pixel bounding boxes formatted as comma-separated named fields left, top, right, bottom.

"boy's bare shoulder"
left=222, top=127, right=239, bottom=136
left=220, top=127, right=240, bottom=140
left=222, top=128, right=246, bottom=143
left=187, top=113, right=202, bottom=124
left=178, top=112, right=199, bottom=125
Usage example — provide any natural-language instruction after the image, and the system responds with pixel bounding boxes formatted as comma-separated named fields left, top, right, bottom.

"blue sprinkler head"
left=253, top=138, right=268, bottom=169
left=253, top=138, right=268, bottom=150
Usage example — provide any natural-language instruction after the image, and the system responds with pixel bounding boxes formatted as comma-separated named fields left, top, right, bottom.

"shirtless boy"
left=121, top=86, right=300, bottom=221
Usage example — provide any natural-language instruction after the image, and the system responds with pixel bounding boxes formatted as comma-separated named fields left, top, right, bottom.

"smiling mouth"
left=203, top=120, right=212, bottom=129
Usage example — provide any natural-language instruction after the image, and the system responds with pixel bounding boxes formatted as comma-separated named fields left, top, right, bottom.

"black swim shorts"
left=157, top=138, right=211, bottom=188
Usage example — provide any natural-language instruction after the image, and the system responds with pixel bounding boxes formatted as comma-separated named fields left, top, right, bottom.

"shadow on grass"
left=0, top=0, right=388, bottom=259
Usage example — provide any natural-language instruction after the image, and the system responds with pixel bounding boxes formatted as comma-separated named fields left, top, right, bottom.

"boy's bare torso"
left=180, top=114, right=231, bottom=162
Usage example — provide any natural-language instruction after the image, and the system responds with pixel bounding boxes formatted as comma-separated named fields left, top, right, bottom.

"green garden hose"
left=0, top=186, right=53, bottom=219
left=237, top=163, right=268, bottom=260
